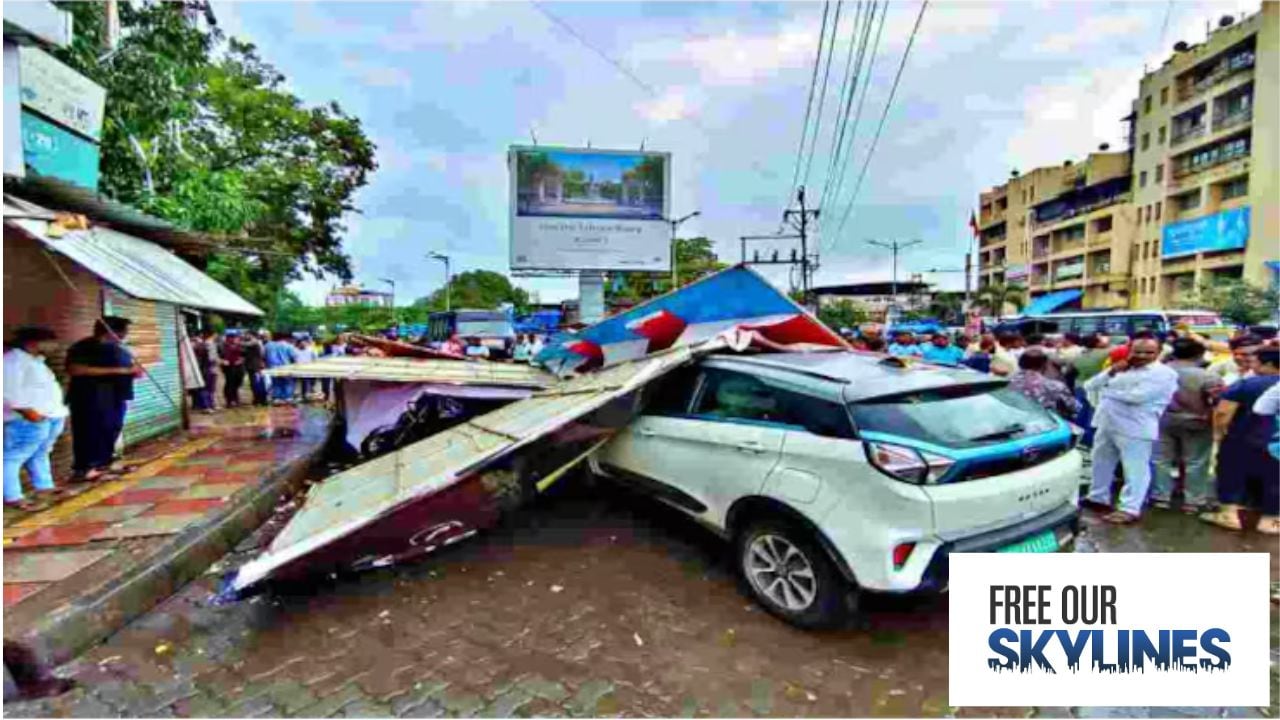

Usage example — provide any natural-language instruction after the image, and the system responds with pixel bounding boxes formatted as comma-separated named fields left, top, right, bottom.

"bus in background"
left=425, top=309, right=517, bottom=358
left=993, top=309, right=1224, bottom=342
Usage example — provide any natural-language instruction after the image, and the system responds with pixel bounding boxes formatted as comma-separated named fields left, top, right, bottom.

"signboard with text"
left=509, top=145, right=671, bottom=271
left=18, top=45, right=105, bottom=141
left=1162, top=206, right=1250, bottom=259
left=20, top=110, right=100, bottom=189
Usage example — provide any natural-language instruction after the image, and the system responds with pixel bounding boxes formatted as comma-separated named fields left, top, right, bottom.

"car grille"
left=949, top=442, right=1071, bottom=482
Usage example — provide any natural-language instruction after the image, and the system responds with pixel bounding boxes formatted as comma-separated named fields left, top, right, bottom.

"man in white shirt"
left=3, top=327, right=70, bottom=509
left=1081, top=337, right=1179, bottom=524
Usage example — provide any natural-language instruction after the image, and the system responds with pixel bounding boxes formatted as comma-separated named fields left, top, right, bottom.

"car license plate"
left=997, top=529, right=1059, bottom=554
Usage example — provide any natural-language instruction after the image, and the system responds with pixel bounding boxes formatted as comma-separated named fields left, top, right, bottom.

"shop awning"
left=1022, top=289, right=1082, bottom=316
left=5, top=197, right=263, bottom=316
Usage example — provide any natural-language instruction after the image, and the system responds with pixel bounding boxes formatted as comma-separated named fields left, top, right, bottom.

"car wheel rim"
left=745, top=534, right=817, bottom=612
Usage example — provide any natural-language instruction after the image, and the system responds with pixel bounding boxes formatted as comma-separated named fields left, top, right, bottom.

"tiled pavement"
left=1, top=405, right=327, bottom=613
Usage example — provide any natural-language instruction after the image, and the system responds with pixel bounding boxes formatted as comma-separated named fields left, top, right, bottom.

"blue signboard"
left=1161, top=206, right=1250, bottom=259
left=20, top=110, right=100, bottom=190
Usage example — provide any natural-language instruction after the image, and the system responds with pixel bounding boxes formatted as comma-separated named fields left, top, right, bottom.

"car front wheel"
left=735, top=521, right=848, bottom=629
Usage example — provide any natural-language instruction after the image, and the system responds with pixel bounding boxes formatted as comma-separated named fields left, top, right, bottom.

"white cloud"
left=635, top=86, right=694, bottom=124
left=1003, top=64, right=1143, bottom=169
left=629, top=18, right=819, bottom=87
left=1031, top=12, right=1149, bottom=54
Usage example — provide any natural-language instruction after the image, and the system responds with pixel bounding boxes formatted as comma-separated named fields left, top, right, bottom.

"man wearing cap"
left=3, top=327, right=70, bottom=509
left=66, top=317, right=141, bottom=482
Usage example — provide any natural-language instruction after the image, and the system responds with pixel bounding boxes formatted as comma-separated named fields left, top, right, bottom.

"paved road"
left=6, top=471, right=1278, bottom=718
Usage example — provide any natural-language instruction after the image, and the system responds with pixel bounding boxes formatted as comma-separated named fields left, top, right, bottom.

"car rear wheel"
left=735, top=520, right=848, bottom=629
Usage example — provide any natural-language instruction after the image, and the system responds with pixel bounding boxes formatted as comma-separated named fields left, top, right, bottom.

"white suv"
left=590, top=352, right=1082, bottom=629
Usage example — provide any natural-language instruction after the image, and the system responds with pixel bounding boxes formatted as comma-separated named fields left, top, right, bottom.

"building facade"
left=978, top=152, right=1136, bottom=310
left=1131, top=4, right=1277, bottom=306
left=325, top=285, right=393, bottom=308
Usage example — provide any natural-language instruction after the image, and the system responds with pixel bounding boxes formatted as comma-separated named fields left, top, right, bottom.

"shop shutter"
left=3, top=229, right=102, bottom=477
left=102, top=289, right=183, bottom=445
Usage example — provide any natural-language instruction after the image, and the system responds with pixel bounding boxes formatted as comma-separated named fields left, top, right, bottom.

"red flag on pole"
left=969, top=211, right=979, bottom=237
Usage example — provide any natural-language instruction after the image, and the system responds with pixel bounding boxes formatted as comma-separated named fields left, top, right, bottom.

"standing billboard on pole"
left=509, top=145, right=671, bottom=271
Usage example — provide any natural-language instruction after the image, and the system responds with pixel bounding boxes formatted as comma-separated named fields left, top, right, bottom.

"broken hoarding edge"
left=220, top=345, right=700, bottom=601
left=220, top=267, right=846, bottom=600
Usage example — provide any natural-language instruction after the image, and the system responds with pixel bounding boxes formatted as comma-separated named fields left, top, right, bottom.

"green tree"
left=417, top=270, right=531, bottom=314
left=816, top=300, right=869, bottom=333
left=976, top=283, right=1027, bottom=319
left=54, top=2, right=376, bottom=322
left=606, top=237, right=727, bottom=304
left=928, top=293, right=965, bottom=325
left=1179, top=278, right=1279, bottom=326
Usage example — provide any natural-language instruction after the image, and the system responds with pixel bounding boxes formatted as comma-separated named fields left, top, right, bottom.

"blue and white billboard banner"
left=1161, top=206, right=1250, bottom=259
left=509, top=146, right=672, bottom=272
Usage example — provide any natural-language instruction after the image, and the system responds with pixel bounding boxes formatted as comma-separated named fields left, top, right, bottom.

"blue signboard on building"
left=1161, top=206, right=1250, bottom=259
left=20, top=110, right=100, bottom=190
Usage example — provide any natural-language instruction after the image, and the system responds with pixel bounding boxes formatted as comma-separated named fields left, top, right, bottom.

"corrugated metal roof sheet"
left=267, top=356, right=556, bottom=388
left=4, top=197, right=263, bottom=316
left=234, top=347, right=696, bottom=590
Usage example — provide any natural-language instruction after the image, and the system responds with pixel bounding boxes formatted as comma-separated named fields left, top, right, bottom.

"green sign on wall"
left=21, top=110, right=100, bottom=189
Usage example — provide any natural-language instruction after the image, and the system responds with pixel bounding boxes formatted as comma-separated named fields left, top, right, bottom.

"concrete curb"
left=3, top=440, right=325, bottom=683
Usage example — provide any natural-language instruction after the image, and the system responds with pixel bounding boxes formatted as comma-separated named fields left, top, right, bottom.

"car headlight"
left=864, top=440, right=955, bottom=485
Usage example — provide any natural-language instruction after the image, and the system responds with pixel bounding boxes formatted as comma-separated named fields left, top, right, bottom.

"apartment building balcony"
left=1087, top=232, right=1112, bottom=249
left=1212, top=106, right=1252, bottom=134
left=1175, top=50, right=1255, bottom=103
left=1170, top=124, right=1207, bottom=148
left=1169, top=136, right=1250, bottom=190
left=1051, top=241, right=1087, bottom=261
left=1031, top=194, right=1130, bottom=230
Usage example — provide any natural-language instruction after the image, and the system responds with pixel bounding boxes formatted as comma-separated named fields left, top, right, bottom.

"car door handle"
left=636, top=427, right=657, bottom=438
left=735, top=441, right=765, bottom=454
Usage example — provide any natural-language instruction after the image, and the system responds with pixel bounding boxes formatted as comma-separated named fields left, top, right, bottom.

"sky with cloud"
left=211, top=0, right=1247, bottom=305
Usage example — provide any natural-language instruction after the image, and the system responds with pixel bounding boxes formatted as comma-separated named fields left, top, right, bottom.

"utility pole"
left=427, top=252, right=451, bottom=311
left=668, top=211, right=700, bottom=289
left=783, top=187, right=820, bottom=304
left=380, top=278, right=396, bottom=328
left=867, top=239, right=922, bottom=316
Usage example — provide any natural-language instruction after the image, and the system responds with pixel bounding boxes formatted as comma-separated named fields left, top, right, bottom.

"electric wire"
left=829, top=0, right=928, bottom=248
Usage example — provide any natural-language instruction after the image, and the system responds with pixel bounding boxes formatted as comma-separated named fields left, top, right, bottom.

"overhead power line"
left=787, top=1, right=832, bottom=205
left=829, top=0, right=928, bottom=248
left=801, top=0, right=843, bottom=189
left=821, top=0, right=887, bottom=214
left=818, top=0, right=877, bottom=209
left=529, top=1, right=789, bottom=189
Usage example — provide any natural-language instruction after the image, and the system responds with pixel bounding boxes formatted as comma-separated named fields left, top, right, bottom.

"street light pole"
left=380, top=278, right=396, bottom=327
left=867, top=239, right=923, bottom=318
left=427, top=252, right=451, bottom=311
left=668, top=210, right=700, bottom=289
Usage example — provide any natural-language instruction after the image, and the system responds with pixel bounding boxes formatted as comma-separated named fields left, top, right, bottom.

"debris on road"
left=225, top=267, right=846, bottom=601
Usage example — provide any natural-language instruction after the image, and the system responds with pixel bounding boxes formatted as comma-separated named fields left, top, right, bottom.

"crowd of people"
left=5, top=314, right=1276, bottom=534
left=187, top=329, right=361, bottom=410
left=845, top=323, right=1280, bottom=534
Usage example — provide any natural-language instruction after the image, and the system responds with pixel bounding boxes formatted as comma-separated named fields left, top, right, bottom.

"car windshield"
left=849, top=384, right=1059, bottom=449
